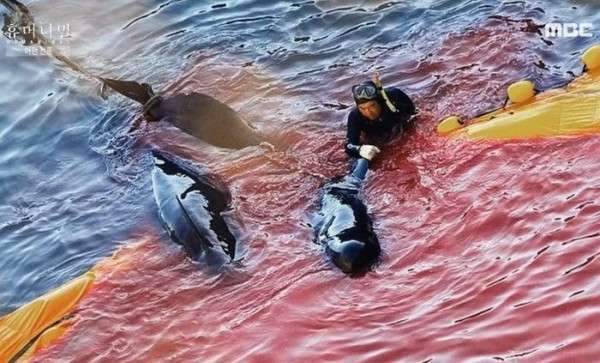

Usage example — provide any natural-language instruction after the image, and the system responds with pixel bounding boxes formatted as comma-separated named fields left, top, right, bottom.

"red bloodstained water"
left=32, top=19, right=600, bottom=363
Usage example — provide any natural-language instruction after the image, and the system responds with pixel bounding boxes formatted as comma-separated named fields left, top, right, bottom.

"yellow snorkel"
left=373, top=72, right=398, bottom=113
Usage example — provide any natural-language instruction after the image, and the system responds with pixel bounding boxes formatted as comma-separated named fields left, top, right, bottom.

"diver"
left=345, top=74, right=417, bottom=161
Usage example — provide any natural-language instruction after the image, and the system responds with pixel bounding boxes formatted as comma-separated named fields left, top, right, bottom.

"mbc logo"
left=544, top=23, right=593, bottom=38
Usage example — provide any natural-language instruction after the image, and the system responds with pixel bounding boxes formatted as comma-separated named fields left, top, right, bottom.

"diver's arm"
left=345, top=114, right=362, bottom=157
left=346, top=114, right=381, bottom=160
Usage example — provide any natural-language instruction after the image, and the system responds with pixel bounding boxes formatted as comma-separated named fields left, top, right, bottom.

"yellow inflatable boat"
left=0, top=243, right=135, bottom=362
left=0, top=273, right=95, bottom=362
left=437, top=44, right=600, bottom=139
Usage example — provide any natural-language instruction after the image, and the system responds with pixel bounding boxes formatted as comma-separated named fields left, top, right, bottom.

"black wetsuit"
left=345, top=87, right=416, bottom=157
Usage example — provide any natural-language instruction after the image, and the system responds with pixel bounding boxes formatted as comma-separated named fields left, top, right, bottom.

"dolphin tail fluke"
left=350, top=158, right=370, bottom=181
left=1, top=0, right=158, bottom=106
left=98, top=77, right=155, bottom=105
left=0, top=0, right=28, bottom=15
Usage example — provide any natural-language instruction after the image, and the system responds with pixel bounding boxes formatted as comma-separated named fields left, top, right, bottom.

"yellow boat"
left=437, top=44, right=600, bottom=140
left=0, top=273, right=95, bottom=362
left=0, top=242, right=136, bottom=362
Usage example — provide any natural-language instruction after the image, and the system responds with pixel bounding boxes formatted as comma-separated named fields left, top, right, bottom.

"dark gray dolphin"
left=100, top=78, right=265, bottom=149
left=2, top=0, right=249, bottom=265
left=151, top=151, right=239, bottom=261
left=2, top=0, right=264, bottom=150
left=314, top=158, right=381, bottom=273
left=145, top=92, right=264, bottom=149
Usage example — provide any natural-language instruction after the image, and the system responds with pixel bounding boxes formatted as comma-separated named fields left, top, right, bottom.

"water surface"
left=2, top=0, right=600, bottom=361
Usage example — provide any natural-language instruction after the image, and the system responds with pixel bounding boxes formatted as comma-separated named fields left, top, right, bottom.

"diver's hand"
left=358, top=145, right=380, bottom=161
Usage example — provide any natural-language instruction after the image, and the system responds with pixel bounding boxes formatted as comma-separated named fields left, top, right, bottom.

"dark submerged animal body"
left=151, top=151, right=238, bottom=261
left=314, top=159, right=381, bottom=273
left=1, top=3, right=262, bottom=150
left=147, top=92, right=264, bottom=149
left=2, top=0, right=250, bottom=264
left=102, top=78, right=264, bottom=149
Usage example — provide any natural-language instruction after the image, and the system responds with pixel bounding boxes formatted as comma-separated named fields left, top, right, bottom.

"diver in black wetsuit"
left=314, top=80, right=415, bottom=273
left=345, top=80, right=417, bottom=161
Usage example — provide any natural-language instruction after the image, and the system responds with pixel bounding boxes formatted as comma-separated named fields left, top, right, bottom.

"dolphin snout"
left=329, top=239, right=380, bottom=273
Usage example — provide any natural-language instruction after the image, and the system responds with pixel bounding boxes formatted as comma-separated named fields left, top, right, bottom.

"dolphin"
left=313, top=158, right=381, bottom=273
left=99, top=78, right=265, bottom=149
left=2, top=0, right=251, bottom=265
left=151, top=151, right=239, bottom=261
left=2, top=0, right=264, bottom=150
left=145, top=91, right=264, bottom=150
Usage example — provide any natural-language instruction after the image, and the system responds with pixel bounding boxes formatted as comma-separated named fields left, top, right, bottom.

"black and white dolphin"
left=151, top=151, right=240, bottom=262
left=314, top=158, right=381, bottom=274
